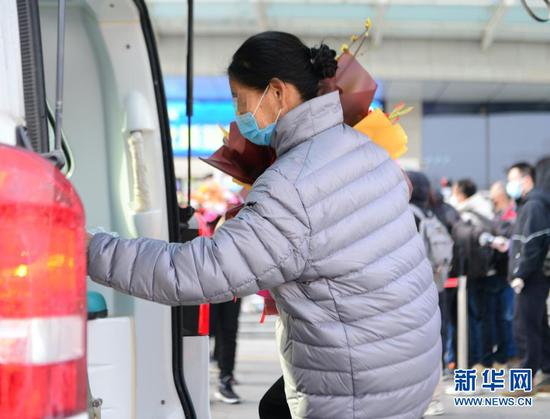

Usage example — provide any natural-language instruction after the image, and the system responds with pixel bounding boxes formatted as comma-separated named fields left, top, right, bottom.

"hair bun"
left=310, top=44, right=338, bottom=80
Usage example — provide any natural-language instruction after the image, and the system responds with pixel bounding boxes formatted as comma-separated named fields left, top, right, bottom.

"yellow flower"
left=350, top=34, right=359, bottom=42
left=218, top=124, right=229, bottom=139
left=340, top=43, right=349, bottom=52
left=365, top=17, right=372, bottom=31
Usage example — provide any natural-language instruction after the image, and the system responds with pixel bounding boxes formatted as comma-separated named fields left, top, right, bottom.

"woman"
left=88, top=32, right=441, bottom=419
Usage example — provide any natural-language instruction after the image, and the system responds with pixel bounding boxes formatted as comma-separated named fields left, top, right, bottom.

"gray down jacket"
left=88, top=91, right=441, bottom=419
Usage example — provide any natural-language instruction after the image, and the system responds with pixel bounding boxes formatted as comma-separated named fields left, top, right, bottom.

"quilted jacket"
left=88, top=91, right=441, bottom=419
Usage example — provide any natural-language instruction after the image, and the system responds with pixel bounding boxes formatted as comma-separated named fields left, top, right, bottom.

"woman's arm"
left=87, top=169, right=309, bottom=305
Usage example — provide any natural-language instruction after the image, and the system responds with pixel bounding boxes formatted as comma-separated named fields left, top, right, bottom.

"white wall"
left=157, top=36, right=550, bottom=88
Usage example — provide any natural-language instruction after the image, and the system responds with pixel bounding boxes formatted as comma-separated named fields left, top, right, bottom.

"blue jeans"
left=445, top=279, right=494, bottom=366
left=503, top=285, right=517, bottom=358
left=475, top=276, right=510, bottom=367
left=444, top=287, right=480, bottom=367
left=468, top=283, right=482, bottom=366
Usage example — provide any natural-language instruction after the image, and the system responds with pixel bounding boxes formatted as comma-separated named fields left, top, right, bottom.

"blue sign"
left=165, top=76, right=235, bottom=158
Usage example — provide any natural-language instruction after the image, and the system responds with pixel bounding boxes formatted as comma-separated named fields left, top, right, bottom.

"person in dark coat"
left=430, top=189, right=461, bottom=374
left=451, top=179, right=495, bottom=368
left=407, top=173, right=448, bottom=346
left=489, top=181, right=517, bottom=363
left=507, top=158, right=550, bottom=395
left=407, top=171, right=450, bottom=417
left=473, top=181, right=517, bottom=369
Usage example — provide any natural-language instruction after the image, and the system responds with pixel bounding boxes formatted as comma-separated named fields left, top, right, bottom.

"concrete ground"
left=209, top=310, right=279, bottom=419
left=209, top=311, right=549, bottom=419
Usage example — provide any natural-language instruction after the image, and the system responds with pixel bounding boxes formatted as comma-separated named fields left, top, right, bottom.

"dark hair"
left=456, top=178, right=477, bottom=199
left=508, top=161, right=535, bottom=181
left=406, top=170, right=431, bottom=208
left=228, top=31, right=338, bottom=101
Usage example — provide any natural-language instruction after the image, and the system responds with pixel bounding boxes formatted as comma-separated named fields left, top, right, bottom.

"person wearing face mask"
left=406, top=171, right=455, bottom=417
left=87, top=31, right=441, bottom=419
left=505, top=159, right=550, bottom=396
left=506, top=162, right=535, bottom=203
left=487, top=182, right=517, bottom=364
left=449, top=179, right=494, bottom=369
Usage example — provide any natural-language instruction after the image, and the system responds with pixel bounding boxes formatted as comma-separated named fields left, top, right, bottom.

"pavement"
left=209, top=310, right=550, bottom=419
left=209, top=310, right=279, bottom=419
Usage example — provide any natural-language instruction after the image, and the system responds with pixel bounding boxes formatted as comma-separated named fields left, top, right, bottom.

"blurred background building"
left=145, top=0, right=550, bottom=195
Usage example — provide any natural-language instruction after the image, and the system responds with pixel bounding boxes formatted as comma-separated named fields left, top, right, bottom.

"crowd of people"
left=408, top=157, right=550, bottom=416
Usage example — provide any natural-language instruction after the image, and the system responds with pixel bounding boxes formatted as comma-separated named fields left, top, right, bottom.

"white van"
left=0, top=1, right=210, bottom=418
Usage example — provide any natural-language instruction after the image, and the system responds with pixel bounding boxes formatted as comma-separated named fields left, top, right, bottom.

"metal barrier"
left=457, top=274, right=469, bottom=370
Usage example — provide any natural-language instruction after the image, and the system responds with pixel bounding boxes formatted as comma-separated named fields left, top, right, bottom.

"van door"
left=132, top=2, right=209, bottom=418
left=33, top=0, right=208, bottom=418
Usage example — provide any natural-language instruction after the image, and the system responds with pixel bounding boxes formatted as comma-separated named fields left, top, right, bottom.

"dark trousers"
left=259, top=376, right=291, bottom=419
left=477, top=275, right=510, bottom=367
left=210, top=298, right=241, bottom=379
left=514, top=279, right=550, bottom=374
left=445, top=288, right=457, bottom=365
left=468, top=279, right=483, bottom=366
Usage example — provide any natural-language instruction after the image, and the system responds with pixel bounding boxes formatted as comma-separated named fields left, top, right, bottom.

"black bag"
left=452, top=211, right=494, bottom=279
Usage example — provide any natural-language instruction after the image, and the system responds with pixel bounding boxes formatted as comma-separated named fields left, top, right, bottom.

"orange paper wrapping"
left=354, top=109, right=409, bottom=159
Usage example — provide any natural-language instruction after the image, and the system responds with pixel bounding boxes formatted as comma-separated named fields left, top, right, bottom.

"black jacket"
left=433, top=201, right=460, bottom=235
left=509, top=189, right=550, bottom=282
left=509, top=157, right=550, bottom=283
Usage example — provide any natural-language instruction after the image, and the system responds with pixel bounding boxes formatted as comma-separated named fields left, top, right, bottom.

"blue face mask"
left=235, top=86, right=281, bottom=147
left=506, top=181, right=523, bottom=200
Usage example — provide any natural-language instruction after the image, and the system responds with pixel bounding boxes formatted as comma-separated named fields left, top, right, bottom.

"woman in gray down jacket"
left=88, top=32, right=441, bottom=419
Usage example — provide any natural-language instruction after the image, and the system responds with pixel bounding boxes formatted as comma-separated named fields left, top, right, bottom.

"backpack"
left=451, top=210, right=494, bottom=280
left=411, top=205, right=454, bottom=291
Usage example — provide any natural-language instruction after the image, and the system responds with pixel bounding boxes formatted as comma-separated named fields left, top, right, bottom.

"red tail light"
left=0, top=145, right=87, bottom=419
